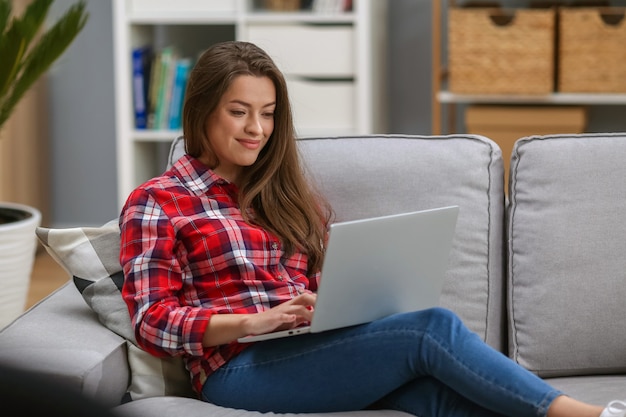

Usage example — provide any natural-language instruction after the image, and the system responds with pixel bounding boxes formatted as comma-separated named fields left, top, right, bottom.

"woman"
left=120, top=41, right=624, bottom=417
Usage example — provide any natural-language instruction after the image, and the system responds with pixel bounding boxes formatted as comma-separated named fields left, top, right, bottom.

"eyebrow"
left=229, top=99, right=276, bottom=108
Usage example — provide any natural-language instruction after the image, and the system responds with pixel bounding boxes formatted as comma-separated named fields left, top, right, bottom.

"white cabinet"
left=113, top=0, right=387, bottom=207
left=242, top=22, right=357, bottom=134
left=288, top=78, right=355, bottom=134
left=243, top=23, right=355, bottom=76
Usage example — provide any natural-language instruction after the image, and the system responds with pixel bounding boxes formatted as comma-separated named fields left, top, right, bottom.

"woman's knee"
left=428, top=306, right=461, bottom=321
left=406, top=307, right=472, bottom=341
left=415, top=306, right=462, bottom=326
left=379, top=307, right=463, bottom=332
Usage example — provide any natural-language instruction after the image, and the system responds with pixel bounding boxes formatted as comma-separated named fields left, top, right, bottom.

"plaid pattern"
left=120, top=154, right=318, bottom=393
left=36, top=221, right=194, bottom=401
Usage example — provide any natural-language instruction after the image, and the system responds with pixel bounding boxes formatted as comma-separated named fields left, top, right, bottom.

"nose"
left=245, top=114, right=263, bottom=136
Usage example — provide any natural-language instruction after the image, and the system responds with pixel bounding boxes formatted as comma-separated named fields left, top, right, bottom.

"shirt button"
left=277, top=275, right=283, bottom=281
left=271, top=242, right=279, bottom=251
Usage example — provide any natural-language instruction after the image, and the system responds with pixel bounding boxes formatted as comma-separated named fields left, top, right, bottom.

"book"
left=131, top=46, right=152, bottom=129
left=146, top=51, right=162, bottom=130
left=168, top=58, right=192, bottom=130
left=154, top=46, right=177, bottom=130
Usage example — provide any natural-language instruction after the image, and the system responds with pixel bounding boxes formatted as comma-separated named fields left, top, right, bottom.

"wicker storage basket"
left=559, top=7, right=626, bottom=93
left=448, top=8, right=555, bottom=95
left=264, top=0, right=301, bottom=11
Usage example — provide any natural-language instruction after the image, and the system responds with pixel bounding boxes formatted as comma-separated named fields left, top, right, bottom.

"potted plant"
left=0, top=0, right=88, bottom=328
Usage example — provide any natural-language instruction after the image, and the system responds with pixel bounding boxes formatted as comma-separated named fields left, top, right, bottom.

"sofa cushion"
left=36, top=222, right=195, bottom=401
left=508, top=133, right=626, bottom=377
left=297, top=135, right=506, bottom=351
left=115, top=396, right=413, bottom=417
left=545, top=375, right=626, bottom=407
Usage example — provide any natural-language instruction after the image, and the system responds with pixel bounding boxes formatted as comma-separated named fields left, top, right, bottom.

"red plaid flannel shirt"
left=120, top=154, right=318, bottom=395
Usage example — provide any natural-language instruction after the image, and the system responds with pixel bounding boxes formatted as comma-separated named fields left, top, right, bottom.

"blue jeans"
left=202, top=308, right=561, bottom=417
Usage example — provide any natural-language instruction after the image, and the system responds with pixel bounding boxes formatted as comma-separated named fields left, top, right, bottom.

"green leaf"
left=0, top=0, right=53, bottom=91
left=18, top=0, right=53, bottom=47
left=0, top=22, right=27, bottom=98
left=0, top=0, right=88, bottom=128
left=0, top=0, right=11, bottom=36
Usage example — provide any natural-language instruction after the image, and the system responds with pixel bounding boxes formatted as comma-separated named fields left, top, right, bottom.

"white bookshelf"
left=113, top=0, right=387, bottom=207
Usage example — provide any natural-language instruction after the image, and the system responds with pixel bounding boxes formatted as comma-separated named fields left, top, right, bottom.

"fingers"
left=291, top=292, right=316, bottom=307
left=275, top=295, right=315, bottom=326
left=244, top=292, right=317, bottom=336
left=279, top=302, right=313, bottom=320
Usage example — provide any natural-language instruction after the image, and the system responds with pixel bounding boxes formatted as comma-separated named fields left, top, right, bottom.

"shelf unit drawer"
left=288, top=78, right=355, bottom=135
left=245, top=23, right=355, bottom=77
left=128, top=0, right=236, bottom=14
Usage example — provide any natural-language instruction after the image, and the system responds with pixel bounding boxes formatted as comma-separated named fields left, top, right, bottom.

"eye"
left=230, top=109, right=245, bottom=117
left=262, top=111, right=275, bottom=119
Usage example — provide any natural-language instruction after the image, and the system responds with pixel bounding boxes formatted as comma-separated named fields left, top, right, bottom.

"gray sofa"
left=2, top=133, right=626, bottom=416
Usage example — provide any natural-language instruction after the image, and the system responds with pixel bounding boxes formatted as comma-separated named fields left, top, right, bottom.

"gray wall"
left=48, top=0, right=117, bottom=227
left=388, top=0, right=433, bottom=135
left=45, top=0, right=626, bottom=227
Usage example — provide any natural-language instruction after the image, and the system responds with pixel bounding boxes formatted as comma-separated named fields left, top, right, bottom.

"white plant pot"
left=0, top=202, right=42, bottom=329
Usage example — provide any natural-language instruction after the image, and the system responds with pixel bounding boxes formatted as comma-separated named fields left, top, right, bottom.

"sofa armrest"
left=0, top=282, right=130, bottom=407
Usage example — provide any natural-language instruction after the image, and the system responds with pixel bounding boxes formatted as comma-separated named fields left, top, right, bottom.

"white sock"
left=601, top=401, right=626, bottom=417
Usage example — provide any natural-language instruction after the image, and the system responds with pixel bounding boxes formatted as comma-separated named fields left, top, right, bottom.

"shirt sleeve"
left=119, top=187, right=211, bottom=358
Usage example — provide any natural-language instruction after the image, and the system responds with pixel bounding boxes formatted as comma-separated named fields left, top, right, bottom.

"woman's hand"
left=202, top=292, right=316, bottom=347
left=244, top=292, right=317, bottom=336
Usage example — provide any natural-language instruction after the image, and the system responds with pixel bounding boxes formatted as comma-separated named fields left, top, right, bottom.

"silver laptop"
left=238, top=205, right=459, bottom=343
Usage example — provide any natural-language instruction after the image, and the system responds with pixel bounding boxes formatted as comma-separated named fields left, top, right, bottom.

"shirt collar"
left=170, top=154, right=233, bottom=195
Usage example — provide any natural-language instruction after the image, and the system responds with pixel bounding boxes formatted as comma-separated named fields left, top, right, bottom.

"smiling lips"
left=237, top=138, right=262, bottom=150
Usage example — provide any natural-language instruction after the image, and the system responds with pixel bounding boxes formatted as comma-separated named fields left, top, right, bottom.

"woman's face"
left=202, top=75, right=276, bottom=184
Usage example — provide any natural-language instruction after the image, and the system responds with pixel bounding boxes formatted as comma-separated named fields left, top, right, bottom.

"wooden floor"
left=26, top=249, right=70, bottom=309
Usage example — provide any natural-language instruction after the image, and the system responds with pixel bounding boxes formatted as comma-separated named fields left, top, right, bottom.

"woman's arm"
left=203, top=292, right=316, bottom=347
left=121, top=188, right=214, bottom=358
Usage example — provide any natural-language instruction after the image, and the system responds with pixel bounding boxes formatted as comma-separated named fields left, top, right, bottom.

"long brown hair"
left=182, top=41, right=333, bottom=275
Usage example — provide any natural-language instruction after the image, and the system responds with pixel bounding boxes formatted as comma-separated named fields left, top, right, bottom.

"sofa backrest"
left=507, top=133, right=626, bottom=376
left=170, top=134, right=507, bottom=351
left=298, top=135, right=506, bottom=351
